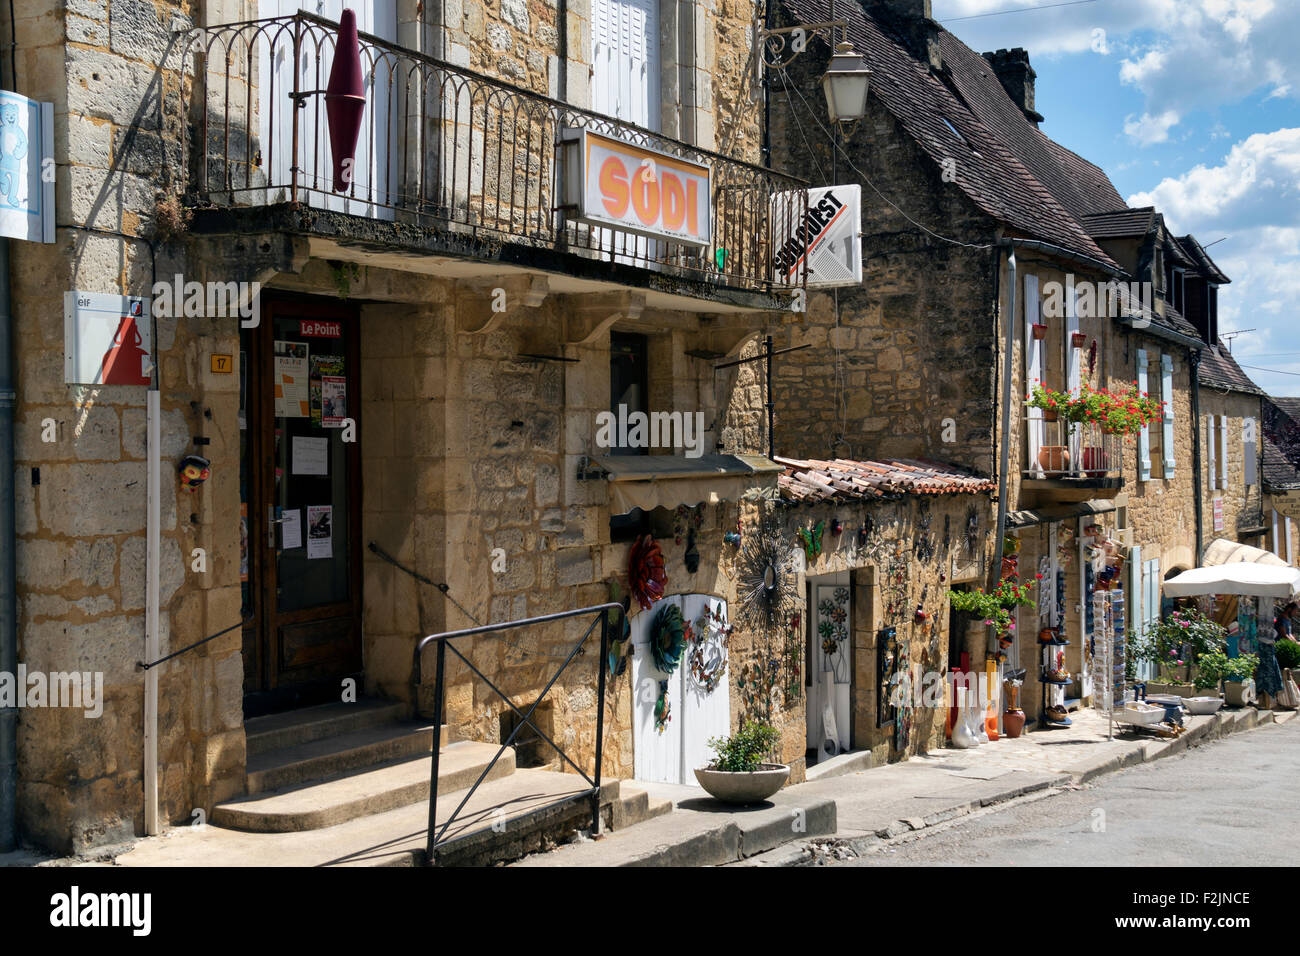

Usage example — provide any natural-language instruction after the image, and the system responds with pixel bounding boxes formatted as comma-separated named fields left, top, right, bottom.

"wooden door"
left=241, top=296, right=363, bottom=715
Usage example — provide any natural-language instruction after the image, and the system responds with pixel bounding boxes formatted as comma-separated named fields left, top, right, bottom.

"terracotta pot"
left=1081, top=446, right=1109, bottom=477
left=1037, top=445, right=1070, bottom=472
left=1042, top=408, right=1059, bottom=422
left=1071, top=332, right=1087, bottom=348
left=1032, top=323, right=1048, bottom=340
left=1002, top=709, right=1026, bottom=738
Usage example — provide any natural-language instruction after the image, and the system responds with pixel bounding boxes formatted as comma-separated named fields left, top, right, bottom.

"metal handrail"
left=412, top=602, right=620, bottom=864
left=177, top=12, right=809, bottom=293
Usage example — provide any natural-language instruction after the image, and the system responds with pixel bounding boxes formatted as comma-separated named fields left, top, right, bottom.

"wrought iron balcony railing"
left=1026, top=418, right=1124, bottom=480
left=180, top=12, right=808, bottom=294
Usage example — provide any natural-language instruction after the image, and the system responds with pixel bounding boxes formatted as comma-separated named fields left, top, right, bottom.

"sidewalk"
left=515, top=704, right=1294, bottom=867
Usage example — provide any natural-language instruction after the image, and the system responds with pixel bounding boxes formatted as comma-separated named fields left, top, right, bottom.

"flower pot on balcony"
left=1071, top=332, right=1088, bottom=349
left=1032, top=322, right=1048, bottom=340
left=1038, top=445, right=1070, bottom=472
left=1042, top=408, right=1059, bottom=422
left=1081, top=445, right=1109, bottom=477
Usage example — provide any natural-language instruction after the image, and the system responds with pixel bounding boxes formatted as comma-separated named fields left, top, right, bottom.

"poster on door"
left=0, top=91, right=55, bottom=243
left=309, top=354, right=346, bottom=426
left=307, top=505, right=333, bottom=559
left=273, top=341, right=309, bottom=418
left=63, top=291, right=152, bottom=386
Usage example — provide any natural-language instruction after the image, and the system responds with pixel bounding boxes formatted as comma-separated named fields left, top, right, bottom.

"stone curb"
left=743, top=705, right=1288, bottom=866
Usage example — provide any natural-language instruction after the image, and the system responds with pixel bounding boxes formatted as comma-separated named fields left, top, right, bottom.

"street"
left=846, top=719, right=1300, bottom=866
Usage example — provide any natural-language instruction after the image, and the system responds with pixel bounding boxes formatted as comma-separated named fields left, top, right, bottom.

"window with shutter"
left=1217, top=415, right=1229, bottom=489
left=1161, top=353, right=1176, bottom=477
left=1066, top=280, right=1081, bottom=466
left=1136, top=348, right=1151, bottom=481
left=1244, top=417, right=1258, bottom=486
left=1207, top=414, right=1218, bottom=492
left=1024, top=273, right=1042, bottom=475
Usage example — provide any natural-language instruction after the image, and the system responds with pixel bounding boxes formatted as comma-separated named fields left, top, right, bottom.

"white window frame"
left=1024, top=273, right=1043, bottom=476
left=1136, top=348, right=1151, bottom=481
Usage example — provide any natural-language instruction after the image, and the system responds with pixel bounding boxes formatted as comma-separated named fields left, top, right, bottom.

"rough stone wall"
left=765, top=42, right=998, bottom=472
left=3, top=0, right=252, bottom=852
left=1200, top=388, right=1265, bottom=549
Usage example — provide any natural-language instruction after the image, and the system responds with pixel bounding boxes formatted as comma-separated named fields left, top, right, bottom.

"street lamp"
left=821, top=41, right=872, bottom=132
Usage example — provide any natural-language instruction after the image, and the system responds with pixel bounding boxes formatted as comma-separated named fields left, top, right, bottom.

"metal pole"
left=592, top=609, right=609, bottom=834
left=425, top=638, right=446, bottom=864
left=765, top=335, right=774, bottom=459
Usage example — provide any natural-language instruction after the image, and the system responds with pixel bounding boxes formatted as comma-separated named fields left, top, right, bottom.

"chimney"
left=981, top=48, right=1043, bottom=126
left=864, top=0, right=942, bottom=73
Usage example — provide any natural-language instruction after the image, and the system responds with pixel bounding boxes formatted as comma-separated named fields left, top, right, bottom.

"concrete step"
left=117, top=769, right=618, bottom=867
left=246, top=721, right=450, bottom=795
left=214, top=740, right=517, bottom=833
left=611, top=782, right=674, bottom=830
left=244, top=699, right=423, bottom=757
left=806, top=749, right=873, bottom=782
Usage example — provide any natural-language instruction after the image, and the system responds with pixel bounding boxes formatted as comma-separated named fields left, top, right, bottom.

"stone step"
left=118, top=769, right=618, bottom=867
left=611, top=782, right=673, bottom=830
left=214, top=740, right=517, bottom=833
left=244, top=699, right=422, bottom=757
left=246, top=721, right=451, bottom=795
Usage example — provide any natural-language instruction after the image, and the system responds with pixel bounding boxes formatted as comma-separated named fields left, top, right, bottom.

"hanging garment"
left=1257, top=640, right=1285, bottom=698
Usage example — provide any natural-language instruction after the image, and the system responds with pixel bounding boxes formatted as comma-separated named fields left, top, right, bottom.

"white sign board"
left=772, top=184, right=862, bottom=288
left=562, top=128, right=712, bottom=247
left=63, top=291, right=152, bottom=386
left=0, top=91, right=54, bottom=243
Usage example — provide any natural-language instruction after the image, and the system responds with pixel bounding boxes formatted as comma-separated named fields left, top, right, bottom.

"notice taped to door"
left=273, top=340, right=309, bottom=418
left=307, top=505, right=332, bottom=559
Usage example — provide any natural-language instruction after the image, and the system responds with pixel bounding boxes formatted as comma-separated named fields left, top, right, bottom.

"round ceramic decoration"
left=688, top=603, right=732, bottom=694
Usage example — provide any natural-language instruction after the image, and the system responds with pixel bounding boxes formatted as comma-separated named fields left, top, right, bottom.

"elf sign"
left=561, top=128, right=711, bottom=247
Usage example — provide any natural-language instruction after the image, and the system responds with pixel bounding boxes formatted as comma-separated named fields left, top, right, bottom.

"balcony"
left=1022, top=418, right=1124, bottom=504
left=178, top=12, right=808, bottom=309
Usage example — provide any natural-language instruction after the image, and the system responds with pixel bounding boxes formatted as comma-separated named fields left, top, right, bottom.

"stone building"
left=765, top=0, right=1243, bottom=726
left=0, top=0, right=857, bottom=861
left=1261, top=397, right=1300, bottom=567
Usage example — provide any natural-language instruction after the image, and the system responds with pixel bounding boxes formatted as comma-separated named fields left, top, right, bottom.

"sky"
left=931, top=0, right=1300, bottom=395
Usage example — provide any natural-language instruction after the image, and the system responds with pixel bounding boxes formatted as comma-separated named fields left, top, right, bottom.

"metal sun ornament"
left=736, top=514, right=797, bottom=632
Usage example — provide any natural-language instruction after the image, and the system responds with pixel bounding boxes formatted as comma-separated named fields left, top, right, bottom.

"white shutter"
left=1217, top=415, right=1229, bottom=489
left=1024, top=273, right=1043, bottom=476
left=1161, top=353, right=1176, bottom=477
left=1136, top=349, right=1151, bottom=481
left=1066, top=280, right=1081, bottom=467
left=1244, top=417, right=1258, bottom=486
left=1288, top=518, right=1295, bottom=566
left=1207, top=414, right=1218, bottom=492
left=1275, top=509, right=1284, bottom=560
left=1128, top=544, right=1144, bottom=677
left=592, top=0, right=660, bottom=131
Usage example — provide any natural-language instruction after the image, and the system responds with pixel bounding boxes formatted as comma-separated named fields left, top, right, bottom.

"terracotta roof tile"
left=776, top=456, right=996, bottom=502
left=1199, top=342, right=1264, bottom=395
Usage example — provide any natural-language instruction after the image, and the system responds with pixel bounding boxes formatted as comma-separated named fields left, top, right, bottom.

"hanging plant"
left=650, top=602, right=689, bottom=674
left=736, top=512, right=798, bottom=632
left=627, top=534, right=667, bottom=610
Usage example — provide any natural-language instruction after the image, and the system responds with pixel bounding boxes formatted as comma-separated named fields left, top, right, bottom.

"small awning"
left=1202, top=538, right=1287, bottom=567
left=588, top=453, right=783, bottom=515
left=1007, top=499, right=1117, bottom=529
left=1163, top=563, right=1300, bottom=599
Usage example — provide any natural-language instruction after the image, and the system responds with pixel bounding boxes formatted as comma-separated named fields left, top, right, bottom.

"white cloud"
left=935, top=0, right=1300, bottom=141
left=1129, top=128, right=1300, bottom=394
left=1124, top=110, right=1181, bottom=146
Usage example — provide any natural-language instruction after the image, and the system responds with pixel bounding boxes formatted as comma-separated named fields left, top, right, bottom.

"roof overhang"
left=585, top=453, right=783, bottom=515
left=1008, top=498, right=1117, bottom=529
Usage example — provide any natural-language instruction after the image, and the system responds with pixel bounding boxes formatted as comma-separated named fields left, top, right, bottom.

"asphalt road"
left=847, top=719, right=1300, bottom=866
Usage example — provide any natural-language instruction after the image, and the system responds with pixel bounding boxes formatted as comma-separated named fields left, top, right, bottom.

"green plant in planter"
left=1134, top=608, right=1226, bottom=679
left=1276, top=638, right=1300, bottom=671
left=706, top=720, right=780, bottom=773
left=947, top=577, right=1036, bottom=642
left=1196, top=649, right=1258, bottom=689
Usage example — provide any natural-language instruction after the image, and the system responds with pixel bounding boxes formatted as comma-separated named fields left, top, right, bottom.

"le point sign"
left=563, top=128, right=712, bottom=247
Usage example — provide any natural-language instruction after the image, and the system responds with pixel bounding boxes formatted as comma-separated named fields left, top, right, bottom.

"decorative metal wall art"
left=649, top=602, right=689, bottom=674
left=688, top=603, right=732, bottom=694
left=627, top=534, right=667, bottom=610
left=735, top=513, right=798, bottom=632
left=798, top=519, right=825, bottom=562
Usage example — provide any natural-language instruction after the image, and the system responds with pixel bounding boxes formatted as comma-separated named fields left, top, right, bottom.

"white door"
left=631, top=595, right=731, bottom=786
left=591, top=0, right=660, bottom=133
left=257, top=0, right=397, bottom=218
left=807, top=572, right=851, bottom=755
left=589, top=0, right=662, bottom=266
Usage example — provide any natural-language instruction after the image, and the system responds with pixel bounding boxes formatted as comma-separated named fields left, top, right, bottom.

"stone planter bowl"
left=694, top=763, right=790, bottom=804
left=1181, top=696, right=1224, bottom=716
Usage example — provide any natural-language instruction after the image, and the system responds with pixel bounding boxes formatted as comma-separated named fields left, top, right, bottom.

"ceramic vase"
left=951, top=687, right=978, bottom=748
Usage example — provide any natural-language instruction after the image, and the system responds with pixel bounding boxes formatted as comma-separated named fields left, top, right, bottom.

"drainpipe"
left=0, top=16, right=17, bottom=849
left=0, top=232, right=14, bottom=853
left=1190, top=348, right=1204, bottom=565
left=144, top=240, right=160, bottom=836
left=992, top=242, right=1015, bottom=599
